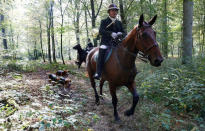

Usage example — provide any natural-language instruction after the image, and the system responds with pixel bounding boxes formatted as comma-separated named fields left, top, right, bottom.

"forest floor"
left=0, top=60, right=204, bottom=131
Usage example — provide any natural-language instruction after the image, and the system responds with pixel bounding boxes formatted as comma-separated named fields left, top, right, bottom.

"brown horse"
left=86, top=14, right=163, bottom=121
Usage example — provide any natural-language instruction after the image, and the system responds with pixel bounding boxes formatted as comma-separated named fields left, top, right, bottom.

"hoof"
left=124, top=109, right=134, bottom=116
left=95, top=100, right=100, bottom=106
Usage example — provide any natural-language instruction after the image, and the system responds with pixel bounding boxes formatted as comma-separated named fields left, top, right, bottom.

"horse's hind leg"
left=99, top=79, right=105, bottom=96
left=124, top=82, right=139, bottom=116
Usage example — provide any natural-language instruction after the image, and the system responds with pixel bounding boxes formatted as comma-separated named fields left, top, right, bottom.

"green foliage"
left=137, top=56, right=205, bottom=120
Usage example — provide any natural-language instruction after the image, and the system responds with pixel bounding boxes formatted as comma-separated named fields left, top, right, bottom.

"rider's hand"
left=111, top=32, right=117, bottom=39
left=117, top=32, right=123, bottom=36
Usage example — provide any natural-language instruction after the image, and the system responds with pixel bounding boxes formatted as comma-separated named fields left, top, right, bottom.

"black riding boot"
left=93, top=48, right=107, bottom=80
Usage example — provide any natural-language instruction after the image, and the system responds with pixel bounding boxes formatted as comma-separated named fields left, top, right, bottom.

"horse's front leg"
left=124, top=82, right=139, bottom=116
left=109, top=85, right=120, bottom=121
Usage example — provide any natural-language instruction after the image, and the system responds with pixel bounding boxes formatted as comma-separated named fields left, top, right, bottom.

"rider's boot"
left=93, top=48, right=107, bottom=80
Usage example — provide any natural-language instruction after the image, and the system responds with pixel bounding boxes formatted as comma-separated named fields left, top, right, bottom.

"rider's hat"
left=108, top=4, right=119, bottom=12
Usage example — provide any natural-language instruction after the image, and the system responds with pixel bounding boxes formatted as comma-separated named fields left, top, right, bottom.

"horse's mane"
left=121, top=25, right=138, bottom=47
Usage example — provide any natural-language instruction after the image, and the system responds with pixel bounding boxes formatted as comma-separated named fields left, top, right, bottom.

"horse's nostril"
left=154, top=59, right=163, bottom=66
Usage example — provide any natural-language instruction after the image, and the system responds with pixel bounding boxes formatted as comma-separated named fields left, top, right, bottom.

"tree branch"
left=95, top=0, right=103, bottom=18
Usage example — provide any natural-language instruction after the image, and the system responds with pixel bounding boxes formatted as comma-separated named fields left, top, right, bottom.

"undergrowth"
left=136, top=56, right=205, bottom=124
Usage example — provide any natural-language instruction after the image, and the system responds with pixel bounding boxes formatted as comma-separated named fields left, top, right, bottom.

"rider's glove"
left=117, top=32, right=123, bottom=36
left=111, top=32, right=117, bottom=39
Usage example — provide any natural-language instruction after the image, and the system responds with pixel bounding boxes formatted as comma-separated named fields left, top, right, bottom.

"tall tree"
left=58, top=0, right=67, bottom=64
left=182, top=0, right=193, bottom=64
left=84, top=8, right=89, bottom=39
left=0, top=14, right=8, bottom=49
left=162, top=0, right=168, bottom=58
left=119, top=0, right=127, bottom=33
left=45, top=1, right=52, bottom=63
left=50, top=0, right=56, bottom=63
left=39, top=20, right=45, bottom=62
left=83, top=0, right=103, bottom=46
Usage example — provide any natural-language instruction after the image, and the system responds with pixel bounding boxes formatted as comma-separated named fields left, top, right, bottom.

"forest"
left=0, top=0, right=205, bottom=130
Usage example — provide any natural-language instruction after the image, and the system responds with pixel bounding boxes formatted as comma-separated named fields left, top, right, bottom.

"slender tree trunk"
left=85, top=9, right=89, bottom=39
left=47, top=14, right=52, bottom=63
left=203, top=1, right=205, bottom=54
left=68, top=40, right=71, bottom=60
left=39, top=20, right=45, bottom=62
left=34, top=41, right=37, bottom=60
left=182, top=0, right=193, bottom=64
left=162, top=0, right=168, bottom=58
left=90, top=0, right=95, bottom=28
left=10, top=24, right=14, bottom=48
left=59, top=0, right=65, bottom=64
left=50, top=1, right=56, bottom=63
left=119, top=0, right=127, bottom=33
left=1, top=14, right=8, bottom=49
left=89, top=0, right=103, bottom=46
left=74, top=2, right=80, bottom=45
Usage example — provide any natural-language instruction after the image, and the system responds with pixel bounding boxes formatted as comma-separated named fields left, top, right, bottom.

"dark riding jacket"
left=99, top=17, right=126, bottom=46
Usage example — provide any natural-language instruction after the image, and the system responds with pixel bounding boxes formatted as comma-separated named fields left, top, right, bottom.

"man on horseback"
left=93, top=3, right=126, bottom=80
left=85, top=38, right=94, bottom=52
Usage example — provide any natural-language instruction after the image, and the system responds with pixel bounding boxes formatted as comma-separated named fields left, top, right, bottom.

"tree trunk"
left=74, top=1, right=80, bottom=45
left=68, top=40, right=71, bottom=60
left=1, top=14, right=8, bottom=49
left=90, top=0, right=95, bottom=28
left=182, top=0, right=193, bottom=64
left=47, top=13, right=52, bottom=63
left=59, top=0, right=65, bottom=64
left=50, top=1, right=56, bottom=63
left=39, top=20, right=45, bottom=62
left=119, top=0, right=127, bottom=33
left=85, top=9, right=89, bottom=39
left=89, top=0, right=103, bottom=46
left=34, top=41, right=37, bottom=60
left=203, top=0, right=205, bottom=54
left=162, top=0, right=168, bottom=58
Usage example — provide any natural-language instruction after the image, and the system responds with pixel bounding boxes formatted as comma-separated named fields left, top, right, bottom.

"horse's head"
left=135, top=14, right=163, bottom=67
left=73, top=44, right=81, bottom=50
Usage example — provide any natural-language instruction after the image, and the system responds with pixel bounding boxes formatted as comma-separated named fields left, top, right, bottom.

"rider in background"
left=85, top=38, right=94, bottom=52
left=93, top=3, right=126, bottom=80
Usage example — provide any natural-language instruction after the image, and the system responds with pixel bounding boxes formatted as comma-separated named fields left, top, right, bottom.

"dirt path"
left=0, top=67, right=168, bottom=131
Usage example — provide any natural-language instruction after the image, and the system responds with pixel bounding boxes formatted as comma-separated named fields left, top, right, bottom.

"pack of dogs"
left=48, top=70, right=71, bottom=87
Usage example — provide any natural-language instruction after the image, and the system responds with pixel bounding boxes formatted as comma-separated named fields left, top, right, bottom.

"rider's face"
left=109, top=9, right=118, bottom=18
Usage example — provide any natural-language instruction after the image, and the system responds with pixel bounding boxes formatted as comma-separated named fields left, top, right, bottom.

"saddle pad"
left=94, top=48, right=112, bottom=63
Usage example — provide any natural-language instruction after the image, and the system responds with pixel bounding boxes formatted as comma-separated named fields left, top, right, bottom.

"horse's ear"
left=139, top=14, right=144, bottom=27
left=148, top=15, right=157, bottom=26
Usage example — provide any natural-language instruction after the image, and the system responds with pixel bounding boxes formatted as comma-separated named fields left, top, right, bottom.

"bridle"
left=111, top=25, right=158, bottom=63
left=136, top=26, right=158, bottom=59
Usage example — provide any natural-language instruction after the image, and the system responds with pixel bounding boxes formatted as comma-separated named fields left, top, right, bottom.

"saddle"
left=94, top=48, right=112, bottom=63
left=94, top=35, right=123, bottom=63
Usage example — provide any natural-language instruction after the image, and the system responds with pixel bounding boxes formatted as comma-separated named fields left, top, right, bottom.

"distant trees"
left=2, top=0, right=203, bottom=66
